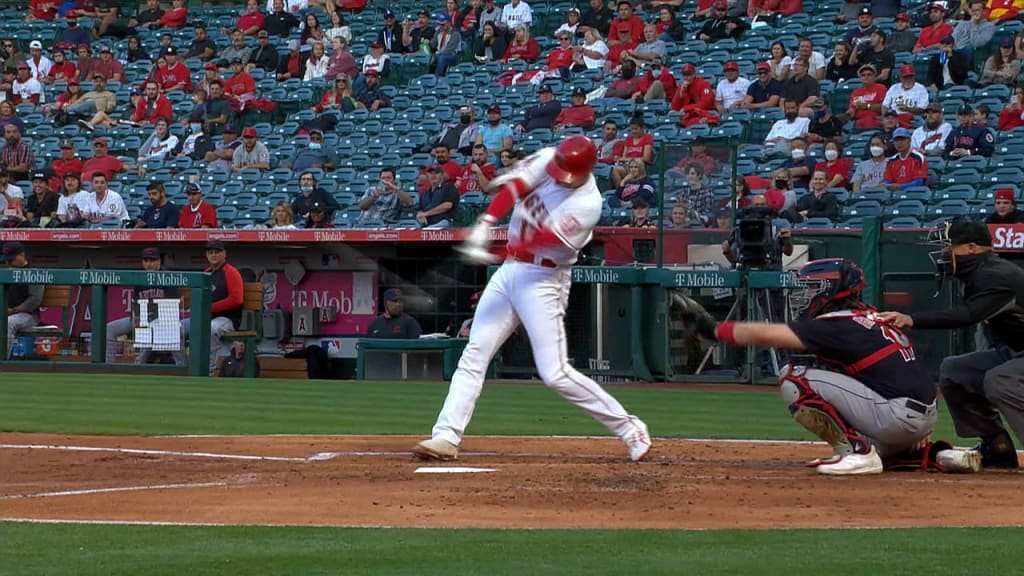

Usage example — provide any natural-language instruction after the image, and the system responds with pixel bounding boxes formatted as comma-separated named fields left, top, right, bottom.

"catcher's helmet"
left=789, top=258, right=866, bottom=320
left=546, top=135, right=597, bottom=185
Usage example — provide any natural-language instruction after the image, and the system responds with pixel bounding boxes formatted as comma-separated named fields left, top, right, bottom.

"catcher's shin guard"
left=779, top=365, right=869, bottom=456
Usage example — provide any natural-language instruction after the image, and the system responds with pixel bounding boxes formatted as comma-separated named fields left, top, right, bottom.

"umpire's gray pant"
left=6, top=313, right=37, bottom=359
left=940, top=346, right=1024, bottom=448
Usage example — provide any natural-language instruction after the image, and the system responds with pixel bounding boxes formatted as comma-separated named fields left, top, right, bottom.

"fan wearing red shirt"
left=607, top=1, right=644, bottom=46
left=914, top=4, right=953, bottom=53
left=502, top=26, right=540, bottom=63
left=224, top=59, right=256, bottom=98
left=610, top=116, right=654, bottom=187
left=44, top=50, right=77, bottom=84
left=156, top=48, right=193, bottom=92
left=27, top=0, right=58, bottom=20
left=416, top=144, right=463, bottom=193
left=132, top=81, right=173, bottom=124
left=456, top=145, right=496, bottom=195
left=546, top=33, right=576, bottom=71
left=813, top=141, right=854, bottom=189
left=847, top=64, right=887, bottom=129
left=236, top=0, right=266, bottom=35
left=634, top=60, right=677, bottom=101
left=998, top=87, right=1024, bottom=131
left=49, top=139, right=83, bottom=192
left=670, top=64, right=715, bottom=112
left=883, top=129, right=928, bottom=190
left=159, top=0, right=188, bottom=27
left=748, top=0, right=804, bottom=17
left=606, top=28, right=638, bottom=67
left=178, top=182, right=219, bottom=228
left=554, top=88, right=597, bottom=130
left=80, top=138, right=125, bottom=183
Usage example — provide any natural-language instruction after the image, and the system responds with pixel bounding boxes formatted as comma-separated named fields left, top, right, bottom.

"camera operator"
left=721, top=194, right=794, bottom=270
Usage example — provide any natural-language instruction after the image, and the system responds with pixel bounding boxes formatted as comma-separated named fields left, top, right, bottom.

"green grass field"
left=0, top=373, right=1017, bottom=576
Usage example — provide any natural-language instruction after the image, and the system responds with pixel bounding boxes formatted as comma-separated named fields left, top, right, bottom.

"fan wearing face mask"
left=282, top=129, right=337, bottom=172
left=850, top=134, right=890, bottom=193
left=778, top=136, right=816, bottom=190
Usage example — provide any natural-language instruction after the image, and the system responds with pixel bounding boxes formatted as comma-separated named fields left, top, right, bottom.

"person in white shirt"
left=11, top=65, right=44, bottom=104
left=500, top=0, right=533, bottom=30
left=850, top=134, right=890, bottom=193
left=715, top=61, right=751, bottom=114
left=26, top=40, right=53, bottom=81
left=80, top=173, right=129, bottom=224
left=910, top=103, right=953, bottom=156
left=265, top=0, right=306, bottom=13
left=797, top=37, right=826, bottom=81
left=138, top=118, right=180, bottom=162
left=0, top=168, right=25, bottom=217
left=764, top=99, right=810, bottom=157
left=882, top=64, right=929, bottom=118
left=572, top=29, right=608, bottom=71
left=55, top=172, right=90, bottom=226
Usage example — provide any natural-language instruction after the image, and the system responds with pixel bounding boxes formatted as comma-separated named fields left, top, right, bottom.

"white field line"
left=0, top=481, right=227, bottom=500
left=0, top=444, right=341, bottom=462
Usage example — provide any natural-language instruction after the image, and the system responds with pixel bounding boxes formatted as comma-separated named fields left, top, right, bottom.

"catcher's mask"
left=926, top=217, right=992, bottom=296
left=789, top=258, right=866, bottom=320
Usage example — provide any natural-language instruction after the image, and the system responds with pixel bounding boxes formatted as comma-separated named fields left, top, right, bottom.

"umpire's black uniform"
left=910, top=219, right=1024, bottom=467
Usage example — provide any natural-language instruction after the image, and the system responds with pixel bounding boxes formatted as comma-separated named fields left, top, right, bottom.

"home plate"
left=414, top=467, right=498, bottom=474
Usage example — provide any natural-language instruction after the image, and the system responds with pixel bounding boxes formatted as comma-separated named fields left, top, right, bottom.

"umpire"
left=880, top=218, right=1024, bottom=469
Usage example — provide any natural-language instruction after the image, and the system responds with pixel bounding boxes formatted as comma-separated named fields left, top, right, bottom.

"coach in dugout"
left=204, top=239, right=244, bottom=376
left=2, top=242, right=42, bottom=359
left=879, top=218, right=1024, bottom=469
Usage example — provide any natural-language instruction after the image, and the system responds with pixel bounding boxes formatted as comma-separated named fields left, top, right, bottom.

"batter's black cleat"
left=971, top=431, right=1020, bottom=469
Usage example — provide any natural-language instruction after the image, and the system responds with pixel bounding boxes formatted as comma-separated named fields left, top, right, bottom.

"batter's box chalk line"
left=414, top=467, right=498, bottom=474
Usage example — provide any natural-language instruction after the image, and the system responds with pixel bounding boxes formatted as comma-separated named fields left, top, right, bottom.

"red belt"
left=506, top=248, right=559, bottom=269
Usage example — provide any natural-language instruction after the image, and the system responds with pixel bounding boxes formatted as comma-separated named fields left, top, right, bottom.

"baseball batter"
left=676, top=258, right=979, bottom=475
left=413, top=135, right=652, bottom=462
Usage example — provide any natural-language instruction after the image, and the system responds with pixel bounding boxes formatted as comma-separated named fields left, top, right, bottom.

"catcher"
left=675, top=257, right=980, bottom=475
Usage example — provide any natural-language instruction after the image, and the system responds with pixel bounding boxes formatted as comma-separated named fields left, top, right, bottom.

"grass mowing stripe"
left=1, top=523, right=1020, bottom=576
left=0, top=373, right=964, bottom=440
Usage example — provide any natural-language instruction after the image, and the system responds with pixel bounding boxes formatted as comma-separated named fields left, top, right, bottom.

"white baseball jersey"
left=882, top=82, right=929, bottom=114
left=80, top=190, right=129, bottom=222
left=505, top=147, right=603, bottom=267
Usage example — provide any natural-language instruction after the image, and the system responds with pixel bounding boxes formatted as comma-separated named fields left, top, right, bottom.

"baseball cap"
left=222, top=124, right=238, bottom=134
left=15, top=63, right=28, bottom=70
left=66, top=10, right=77, bottom=19
left=309, top=201, right=326, bottom=212
left=946, top=217, right=992, bottom=246
left=31, top=171, right=47, bottom=180
left=895, top=12, right=910, bottom=20
left=928, top=2, right=946, bottom=10
left=810, top=97, right=826, bottom=109
left=858, top=64, right=876, bottom=75
left=141, top=247, right=161, bottom=260
left=100, top=45, right=112, bottom=53
left=756, top=61, right=771, bottom=71
left=437, top=13, right=451, bottom=23
left=370, top=41, right=383, bottom=49
left=994, top=188, right=1015, bottom=202
left=67, top=77, right=80, bottom=85
left=29, top=40, right=42, bottom=49
left=384, top=9, right=395, bottom=18
left=884, top=109, right=898, bottom=117
left=364, top=69, right=379, bottom=77
left=59, top=139, right=74, bottom=149
left=572, top=86, right=587, bottom=97
left=258, top=30, right=269, bottom=38
left=859, top=6, right=872, bottom=15
left=205, top=62, right=218, bottom=70
left=93, top=137, right=108, bottom=146
left=899, top=63, right=916, bottom=77
left=1000, top=36, right=1014, bottom=48
left=93, top=72, right=106, bottom=80
left=205, top=239, right=226, bottom=250
left=925, top=102, right=942, bottom=112
left=892, top=127, right=912, bottom=139
left=1, top=242, right=26, bottom=263
left=232, top=57, right=245, bottom=65
left=957, top=104, right=974, bottom=115
left=723, top=61, right=739, bottom=71
left=163, top=46, right=177, bottom=56
left=383, top=288, right=402, bottom=301
left=538, top=84, right=553, bottom=94
left=418, top=9, right=430, bottom=16
left=940, top=34, right=955, bottom=44
left=714, top=0, right=727, bottom=8
left=681, top=63, right=696, bottom=75
left=186, top=182, right=203, bottom=194
left=426, top=164, right=444, bottom=173
left=242, top=126, right=258, bottom=137
left=487, top=104, right=501, bottom=114
left=131, top=87, right=144, bottom=96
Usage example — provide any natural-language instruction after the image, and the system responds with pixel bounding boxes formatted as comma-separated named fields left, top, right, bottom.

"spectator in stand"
left=998, top=85, right=1024, bottom=131
left=669, top=137, right=717, bottom=181
left=806, top=98, right=844, bottom=144
left=42, top=49, right=76, bottom=85
left=503, top=25, right=540, bottom=64
left=796, top=37, right=827, bottom=81
left=553, top=6, right=582, bottom=37
left=780, top=136, right=816, bottom=190
left=624, top=198, right=656, bottom=228
left=715, top=61, right=750, bottom=115
left=55, top=173, right=88, bottom=227
left=944, top=104, right=994, bottom=159
left=11, top=64, right=43, bottom=105
left=458, top=0, right=481, bottom=34
left=610, top=116, right=654, bottom=187
left=60, top=72, right=113, bottom=128
left=987, top=189, right=1023, bottom=224
left=130, top=0, right=164, bottom=29
left=1, top=39, right=26, bottom=66
left=670, top=63, right=715, bottom=124
left=221, top=29, right=253, bottom=65
left=595, top=120, right=620, bottom=164
left=324, top=36, right=355, bottom=80
left=846, top=64, right=886, bottom=129
left=478, top=0, right=502, bottom=33
left=237, top=0, right=266, bottom=35
left=284, top=130, right=338, bottom=172
left=303, top=202, right=332, bottom=228
left=205, top=80, right=235, bottom=136
left=291, top=171, right=340, bottom=223
left=403, top=10, right=436, bottom=54
left=780, top=57, right=819, bottom=117
left=426, top=106, right=479, bottom=156
left=2, top=242, right=42, bottom=358
left=911, top=102, right=953, bottom=155
left=0, top=67, right=13, bottom=103
left=570, top=29, right=608, bottom=71
left=132, top=181, right=179, bottom=229
left=249, top=30, right=281, bottom=72
left=477, top=105, right=515, bottom=153
left=850, top=28, right=895, bottom=85
left=883, top=64, right=928, bottom=127
left=25, top=40, right=52, bottom=81
left=151, top=34, right=174, bottom=61
left=762, top=170, right=792, bottom=213
left=844, top=6, right=877, bottom=47
left=764, top=99, right=810, bottom=157
left=205, top=124, right=242, bottom=171
left=974, top=104, right=991, bottom=129
left=743, top=61, right=782, bottom=109
left=125, top=36, right=151, bottom=64
left=475, top=22, right=509, bottom=64
left=276, top=40, right=307, bottom=82
left=513, top=85, right=561, bottom=132
left=171, top=114, right=213, bottom=161
left=186, top=23, right=218, bottom=61
left=952, top=0, right=994, bottom=60
left=270, top=201, right=297, bottom=229
left=607, top=1, right=644, bottom=46
left=862, top=109, right=899, bottom=159
left=359, top=167, right=413, bottom=224
left=546, top=31, right=576, bottom=75
left=782, top=169, right=839, bottom=223
left=456, top=144, right=496, bottom=195
left=655, top=6, right=685, bottom=42
left=25, top=0, right=58, bottom=21
left=203, top=240, right=244, bottom=376
left=883, top=128, right=928, bottom=190
left=430, top=14, right=462, bottom=76
left=825, top=41, right=858, bottom=83
left=23, top=173, right=59, bottom=226
left=81, top=138, right=127, bottom=182
left=748, top=0, right=804, bottom=19
left=766, top=41, right=793, bottom=81
left=300, top=13, right=326, bottom=46
left=130, top=80, right=173, bottom=126
left=0, top=125, right=34, bottom=182
left=631, top=58, right=676, bottom=102
left=307, top=74, right=357, bottom=128
left=418, top=165, right=460, bottom=228
left=668, top=201, right=704, bottom=228
left=620, top=23, right=666, bottom=69
left=48, top=139, right=82, bottom=192
left=137, top=117, right=179, bottom=162
left=851, top=134, right=890, bottom=193
left=914, top=4, right=953, bottom=53
left=613, top=158, right=656, bottom=207
left=416, top=144, right=462, bottom=192
left=815, top=140, right=853, bottom=188
left=980, top=37, right=1020, bottom=86
left=579, top=0, right=613, bottom=38
left=226, top=58, right=257, bottom=104
left=270, top=0, right=310, bottom=14
left=887, top=13, right=916, bottom=54
left=157, top=48, right=193, bottom=92
left=232, top=127, right=271, bottom=172
left=80, top=172, right=129, bottom=225
left=178, top=182, right=218, bottom=228
left=377, top=10, right=404, bottom=53
left=56, top=15, right=91, bottom=50
left=353, top=69, right=389, bottom=111
left=926, top=35, right=970, bottom=88
left=159, top=0, right=188, bottom=28
left=698, top=1, right=748, bottom=43
left=0, top=168, right=25, bottom=226
left=500, top=0, right=533, bottom=31
left=0, top=101, right=25, bottom=133
left=265, top=0, right=300, bottom=37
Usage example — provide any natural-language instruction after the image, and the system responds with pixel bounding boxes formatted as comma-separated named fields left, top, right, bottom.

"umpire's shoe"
left=413, top=437, right=459, bottom=461
left=972, top=430, right=1020, bottom=469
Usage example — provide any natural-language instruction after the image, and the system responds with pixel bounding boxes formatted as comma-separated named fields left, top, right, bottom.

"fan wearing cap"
left=553, top=87, right=597, bottom=130
left=48, top=139, right=83, bottom=192
left=158, top=0, right=188, bottom=28
left=25, top=40, right=53, bottom=80
left=236, top=0, right=266, bottom=36
left=882, top=128, right=928, bottom=190
left=849, top=28, right=895, bottom=85
left=944, top=104, right=994, bottom=159
left=476, top=106, right=515, bottom=153
left=156, top=47, right=194, bottom=92
left=129, top=0, right=165, bottom=29
left=360, top=40, right=392, bottom=81
left=910, top=102, right=953, bottom=155
left=987, top=189, right=1023, bottom=224
left=367, top=288, right=422, bottom=339
left=25, top=0, right=58, bottom=21
left=204, top=124, right=242, bottom=171
left=881, top=63, right=929, bottom=123
left=846, top=64, right=886, bottom=129
left=429, top=13, right=462, bottom=76
left=879, top=218, right=1024, bottom=469
left=670, top=63, right=715, bottom=117
left=743, top=61, right=782, bottom=109
left=11, top=64, right=43, bottom=105
left=980, top=36, right=1019, bottom=86
left=353, top=68, right=390, bottom=111
left=275, top=39, right=307, bottom=81
left=913, top=3, right=953, bottom=53
left=843, top=6, right=878, bottom=47
left=417, top=164, right=460, bottom=227
left=0, top=125, right=33, bottom=182
left=231, top=127, right=271, bottom=172
left=714, top=61, right=750, bottom=114
left=375, top=10, right=404, bottom=53
left=697, top=1, right=748, bottom=43
left=881, top=13, right=914, bottom=53
left=925, top=35, right=970, bottom=89
left=401, top=10, right=436, bottom=54
left=952, top=0, right=995, bottom=58
left=43, top=49, right=76, bottom=85
left=177, top=182, right=218, bottom=228
left=24, top=171, right=59, bottom=225
left=513, top=85, right=561, bottom=133
left=248, top=30, right=280, bottom=72
left=3, top=242, right=45, bottom=359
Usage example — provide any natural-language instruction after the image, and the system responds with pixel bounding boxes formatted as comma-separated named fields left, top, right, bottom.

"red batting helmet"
left=546, top=135, right=596, bottom=186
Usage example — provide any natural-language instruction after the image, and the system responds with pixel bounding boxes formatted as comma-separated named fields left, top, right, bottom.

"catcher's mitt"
left=670, top=291, right=719, bottom=341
